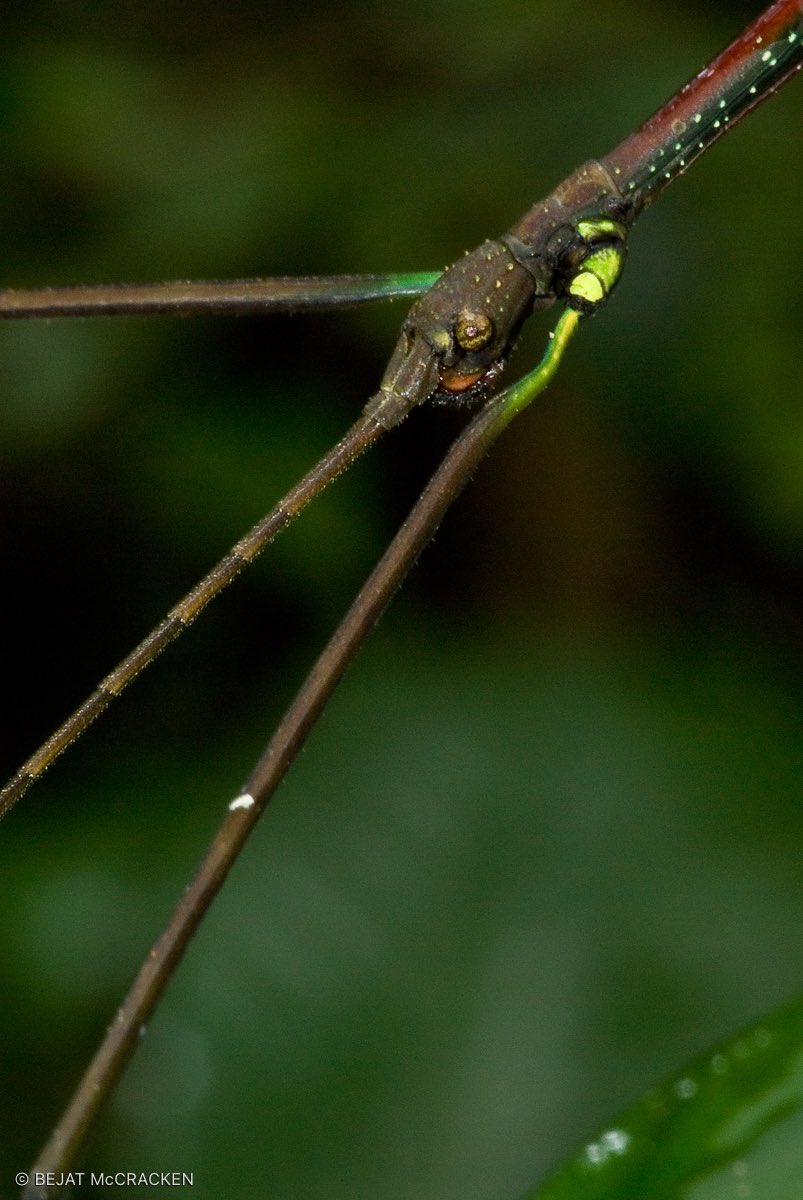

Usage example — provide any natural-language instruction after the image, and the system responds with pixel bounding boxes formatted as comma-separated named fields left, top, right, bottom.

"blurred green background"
left=0, top=2, right=801, bottom=1197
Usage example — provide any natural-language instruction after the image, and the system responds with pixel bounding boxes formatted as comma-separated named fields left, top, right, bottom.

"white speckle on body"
left=229, top=792, right=256, bottom=811
left=584, top=1128, right=630, bottom=1167
left=674, top=1076, right=698, bottom=1100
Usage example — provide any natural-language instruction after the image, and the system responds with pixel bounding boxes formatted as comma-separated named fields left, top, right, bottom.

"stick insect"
left=1, top=2, right=801, bottom=1200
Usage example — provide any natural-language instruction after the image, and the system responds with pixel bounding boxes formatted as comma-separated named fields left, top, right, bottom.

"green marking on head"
left=576, top=218, right=627, bottom=244
left=568, top=271, right=606, bottom=307
left=567, top=243, right=626, bottom=314
left=585, top=244, right=625, bottom=293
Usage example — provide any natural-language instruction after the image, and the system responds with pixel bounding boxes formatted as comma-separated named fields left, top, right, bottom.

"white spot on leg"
left=229, top=792, right=256, bottom=811
left=584, top=1128, right=630, bottom=1167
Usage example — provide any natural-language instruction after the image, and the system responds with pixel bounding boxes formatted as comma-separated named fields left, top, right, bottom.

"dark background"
left=1, top=2, right=801, bottom=1198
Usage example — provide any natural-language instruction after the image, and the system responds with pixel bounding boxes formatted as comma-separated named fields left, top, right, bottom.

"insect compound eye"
left=454, top=310, right=494, bottom=353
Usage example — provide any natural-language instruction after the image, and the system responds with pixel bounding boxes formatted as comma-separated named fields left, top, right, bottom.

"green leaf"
left=529, top=993, right=803, bottom=1200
